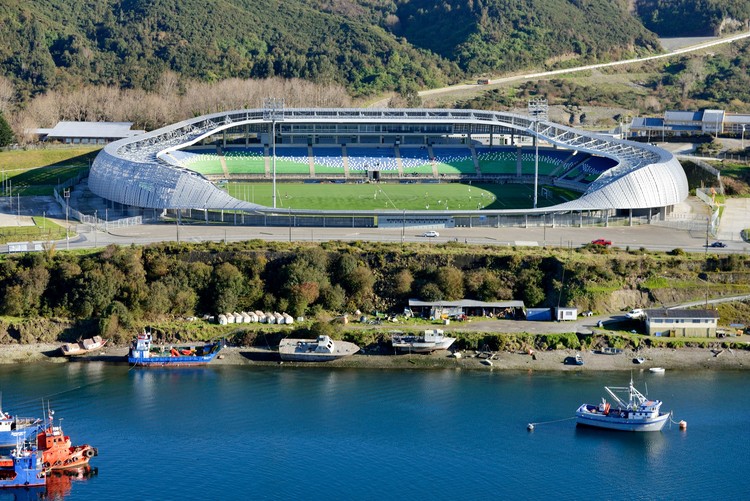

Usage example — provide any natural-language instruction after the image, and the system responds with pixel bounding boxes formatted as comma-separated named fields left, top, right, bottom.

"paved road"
left=369, top=30, right=750, bottom=105
left=38, top=217, right=749, bottom=254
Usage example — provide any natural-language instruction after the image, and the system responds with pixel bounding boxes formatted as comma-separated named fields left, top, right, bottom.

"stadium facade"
left=89, top=108, right=688, bottom=228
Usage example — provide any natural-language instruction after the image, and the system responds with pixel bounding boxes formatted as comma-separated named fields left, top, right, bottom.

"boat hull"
left=127, top=355, right=218, bottom=367
left=392, top=339, right=456, bottom=353
left=128, top=340, right=223, bottom=367
left=279, top=338, right=359, bottom=362
left=576, top=409, right=669, bottom=432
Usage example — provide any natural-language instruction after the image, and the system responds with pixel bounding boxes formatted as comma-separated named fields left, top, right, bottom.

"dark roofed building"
left=645, top=309, right=719, bottom=337
left=407, top=299, right=525, bottom=320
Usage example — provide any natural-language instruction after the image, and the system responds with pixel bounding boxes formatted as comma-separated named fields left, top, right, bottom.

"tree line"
left=1, top=240, right=745, bottom=341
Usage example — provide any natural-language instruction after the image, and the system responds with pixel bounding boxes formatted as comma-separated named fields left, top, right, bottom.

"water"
left=1, top=363, right=749, bottom=500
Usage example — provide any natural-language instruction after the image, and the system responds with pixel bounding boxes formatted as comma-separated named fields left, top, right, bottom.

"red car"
left=591, top=239, right=612, bottom=246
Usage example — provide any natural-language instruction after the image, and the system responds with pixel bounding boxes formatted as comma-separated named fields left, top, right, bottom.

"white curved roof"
left=90, top=108, right=688, bottom=215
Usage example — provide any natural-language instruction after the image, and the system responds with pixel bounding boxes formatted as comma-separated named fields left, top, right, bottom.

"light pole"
left=263, top=97, right=285, bottom=209
left=64, top=188, right=70, bottom=251
left=528, top=97, right=548, bottom=209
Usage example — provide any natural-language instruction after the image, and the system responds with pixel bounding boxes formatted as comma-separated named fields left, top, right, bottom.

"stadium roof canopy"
left=41, top=121, right=144, bottom=140
left=90, top=108, right=688, bottom=215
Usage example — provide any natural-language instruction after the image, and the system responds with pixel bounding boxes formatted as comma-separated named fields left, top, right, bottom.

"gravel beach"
left=1, top=343, right=748, bottom=371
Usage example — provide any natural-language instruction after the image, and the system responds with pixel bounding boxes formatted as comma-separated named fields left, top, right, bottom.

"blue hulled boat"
left=0, top=443, right=48, bottom=488
left=0, top=401, right=42, bottom=449
left=128, top=331, right=224, bottom=367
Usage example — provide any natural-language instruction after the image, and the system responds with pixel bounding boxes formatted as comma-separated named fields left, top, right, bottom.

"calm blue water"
left=1, top=363, right=749, bottom=500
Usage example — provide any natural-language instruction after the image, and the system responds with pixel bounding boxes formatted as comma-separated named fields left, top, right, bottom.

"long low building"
left=645, top=308, right=720, bottom=337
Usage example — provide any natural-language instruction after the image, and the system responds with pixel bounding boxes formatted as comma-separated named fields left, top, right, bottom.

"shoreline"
left=1, top=343, right=748, bottom=371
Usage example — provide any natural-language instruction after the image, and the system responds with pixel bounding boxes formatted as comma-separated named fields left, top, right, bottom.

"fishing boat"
left=279, top=335, right=359, bottom=362
left=576, top=377, right=670, bottom=432
left=59, top=336, right=108, bottom=357
left=0, top=399, right=42, bottom=448
left=37, top=410, right=97, bottom=470
left=0, top=442, right=48, bottom=488
left=649, top=367, right=666, bottom=374
left=128, top=331, right=224, bottom=367
left=391, top=329, right=456, bottom=353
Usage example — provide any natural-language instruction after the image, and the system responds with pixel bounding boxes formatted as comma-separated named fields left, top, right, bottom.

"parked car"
left=625, top=308, right=645, bottom=319
left=422, top=230, right=439, bottom=237
left=581, top=310, right=594, bottom=317
left=591, top=238, right=612, bottom=246
left=709, top=241, right=727, bottom=248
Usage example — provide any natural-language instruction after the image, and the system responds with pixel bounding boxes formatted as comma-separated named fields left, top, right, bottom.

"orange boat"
left=37, top=411, right=98, bottom=470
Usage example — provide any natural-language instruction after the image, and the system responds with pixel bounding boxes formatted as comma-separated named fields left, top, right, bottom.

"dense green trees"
left=0, top=241, right=745, bottom=338
left=0, top=113, right=13, bottom=146
left=635, top=0, right=750, bottom=37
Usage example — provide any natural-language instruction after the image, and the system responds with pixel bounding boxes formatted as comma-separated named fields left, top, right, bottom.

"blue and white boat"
left=128, top=331, right=224, bottom=367
left=0, top=442, right=48, bottom=488
left=576, top=378, right=670, bottom=432
left=0, top=400, right=42, bottom=448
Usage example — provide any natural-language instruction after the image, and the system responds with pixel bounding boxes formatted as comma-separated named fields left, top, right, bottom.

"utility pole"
left=528, top=97, right=548, bottom=209
left=263, top=97, right=285, bottom=209
left=64, top=188, right=70, bottom=251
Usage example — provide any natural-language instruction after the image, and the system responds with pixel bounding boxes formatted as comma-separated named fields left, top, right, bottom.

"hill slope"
left=3, top=0, right=747, bottom=100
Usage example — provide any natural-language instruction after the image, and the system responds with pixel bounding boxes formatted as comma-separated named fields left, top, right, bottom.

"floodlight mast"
left=527, top=97, right=548, bottom=209
left=263, top=98, right=285, bottom=209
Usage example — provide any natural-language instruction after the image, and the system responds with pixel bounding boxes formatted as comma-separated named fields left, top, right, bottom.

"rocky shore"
left=1, top=343, right=748, bottom=370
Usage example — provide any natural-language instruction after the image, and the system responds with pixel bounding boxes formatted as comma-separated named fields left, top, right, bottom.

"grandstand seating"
left=274, top=147, right=312, bottom=174
left=423, top=147, right=475, bottom=175
left=576, top=156, right=617, bottom=183
left=346, top=147, right=398, bottom=171
left=520, top=148, right=575, bottom=176
left=171, top=149, right=225, bottom=175
left=223, top=147, right=266, bottom=175
left=474, top=147, right=518, bottom=175
left=312, top=147, right=346, bottom=174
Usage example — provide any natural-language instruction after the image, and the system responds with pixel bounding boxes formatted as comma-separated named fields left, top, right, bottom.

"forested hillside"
left=0, top=0, right=660, bottom=100
left=635, top=0, right=750, bottom=37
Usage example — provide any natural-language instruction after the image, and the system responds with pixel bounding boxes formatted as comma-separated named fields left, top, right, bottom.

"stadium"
left=89, top=107, right=689, bottom=229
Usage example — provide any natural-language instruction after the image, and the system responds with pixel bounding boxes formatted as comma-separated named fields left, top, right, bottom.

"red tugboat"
left=37, top=410, right=98, bottom=470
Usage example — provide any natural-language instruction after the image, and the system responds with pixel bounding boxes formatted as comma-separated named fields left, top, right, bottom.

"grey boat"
left=279, top=335, right=359, bottom=362
left=391, top=329, right=456, bottom=353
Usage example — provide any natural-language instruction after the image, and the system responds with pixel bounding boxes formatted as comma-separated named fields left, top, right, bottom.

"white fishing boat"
left=278, top=336, right=359, bottom=362
left=649, top=367, right=666, bottom=374
left=575, top=377, right=670, bottom=432
left=391, top=329, right=456, bottom=353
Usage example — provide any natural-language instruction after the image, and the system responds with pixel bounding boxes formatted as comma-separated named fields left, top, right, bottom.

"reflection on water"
left=0, top=466, right=96, bottom=501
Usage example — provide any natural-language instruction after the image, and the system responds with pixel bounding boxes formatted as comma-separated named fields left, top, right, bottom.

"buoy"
left=679, top=420, right=687, bottom=430
left=527, top=423, right=535, bottom=431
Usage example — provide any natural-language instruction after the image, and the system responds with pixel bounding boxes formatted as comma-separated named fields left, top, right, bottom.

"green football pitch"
left=225, top=182, right=573, bottom=210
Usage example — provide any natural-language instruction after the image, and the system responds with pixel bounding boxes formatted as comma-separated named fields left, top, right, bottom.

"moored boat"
left=279, top=335, right=359, bottom=362
left=576, top=377, right=670, bottom=432
left=0, top=442, right=47, bottom=488
left=128, top=331, right=224, bottom=367
left=649, top=367, right=666, bottom=374
left=60, top=336, right=108, bottom=357
left=0, top=399, right=42, bottom=448
left=391, top=329, right=456, bottom=353
left=37, top=410, right=97, bottom=470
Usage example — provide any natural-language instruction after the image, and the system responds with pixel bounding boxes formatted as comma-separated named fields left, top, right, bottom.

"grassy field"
left=225, top=181, right=572, bottom=210
left=0, top=147, right=99, bottom=196
left=0, top=217, right=67, bottom=244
